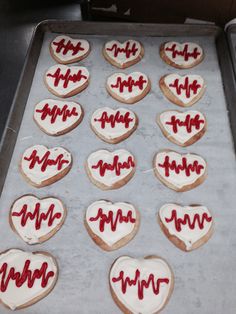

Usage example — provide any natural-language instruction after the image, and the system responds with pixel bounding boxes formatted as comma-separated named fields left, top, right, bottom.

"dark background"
left=1, top=0, right=235, bottom=139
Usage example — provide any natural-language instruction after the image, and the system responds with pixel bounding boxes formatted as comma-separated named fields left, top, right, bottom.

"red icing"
left=157, top=155, right=204, bottom=177
left=46, top=68, right=87, bottom=89
left=169, top=77, right=201, bottom=98
left=0, top=259, right=55, bottom=292
left=165, top=114, right=205, bottom=133
left=165, top=209, right=212, bottom=231
left=110, top=75, right=147, bottom=93
left=94, top=111, right=134, bottom=129
left=91, top=155, right=135, bottom=177
left=112, top=269, right=169, bottom=300
left=23, top=149, right=70, bottom=172
left=52, top=38, right=85, bottom=56
left=165, top=43, right=201, bottom=61
left=36, top=103, right=78, bottom=124
left=106, top=41, right=138, bottom=58
left=12, top=202, right=62, bottom=230
left=89, top=208, right=136, bottom=232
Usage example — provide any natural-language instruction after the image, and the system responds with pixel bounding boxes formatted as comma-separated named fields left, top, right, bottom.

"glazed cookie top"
left=158, top=110, right=206, bottom=145
left=162, top=74, right=205, bottom=105
left=161, top=41, right=203, bottom=68
left=107, top=72, right=149, bottom=102
left=10, top=195, right=66, bottom=244
left=104, top=39, right=143, bottom=68
left=21, top=145, right=72, bottom=186
left=86, top=200, right=138, bottom=247
left=50, top=35, right=90, bottom=63
left=45, top=64, right=89, bottom=97
left=34, top=99, right=83, bottom=135
left=110, top=256, right=173, bottom=314
left=0, top=249, right=58, bottom=310
left=91, top=107, right=137, bottom=142
left=154, top=150, right=207, bottom=190
left=159, top=203, right=213, bottom=250
left=87, top=149, right=135, bottom=188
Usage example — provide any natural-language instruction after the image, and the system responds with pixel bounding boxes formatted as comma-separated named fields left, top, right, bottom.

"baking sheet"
left=0, top=25, right=236, bottom=314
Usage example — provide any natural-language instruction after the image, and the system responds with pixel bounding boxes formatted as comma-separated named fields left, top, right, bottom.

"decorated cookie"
left=91, top=107, right=138, bottom=144
left=20, top=145, right=72, bottom=188
left=110, top=255, right=174, bottom=314
left=50, top=35, right=90, bottom=64
left=45, top=64, right=89, bottom=98
left=153, top=150, right=207, bottom=192
left=85, top=200, right=139, bottom=251
left=158, top=203, right=213, bottom=251
left=103, top=39, right=144, bottom=69
left=86, top=149, right=135, bottom=190
left=106, top=72, right=150, bottom=104
left=10, top=195, right=67, bottom=244
left=160, top=41, right=204, bottom=68
left=34, top=99, right=83, bottom=136
left=157, top=110, right=207, bottom=146
left=0, top=249, right=58, bottom=310
left=159, top=74, right=206, bottom=107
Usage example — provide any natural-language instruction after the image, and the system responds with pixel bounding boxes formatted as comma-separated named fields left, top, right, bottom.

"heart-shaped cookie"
left=91, top=107, right=138, bottom=143
left=85, top=200, right=139, bottom=251
left=107, top=72, right=150, bottom=104
left=157, top=110, right=207, bottom=146
left=160, top=41, right=204, bottom=68
left=10, top=195, right=67, bottom=244
left=110, top=255, right=174, bottom=314
left=153, top=150, right=207, bottom=192
left=45, top=64, right=89, bottom=98
left=34, top=99, right=83, bottom=136
left=158, top=203, right=213, bottom=251
left=0, top=249, right=58, bottom=310
left=86, top=149, right=136, bottom=190
left=159, top=74, right=206, bottom=107
left=20, top=145, right=72, bottom=188
left=103, top=39, right=144, bottom=69
left=50, top=35, right=90, bottom=64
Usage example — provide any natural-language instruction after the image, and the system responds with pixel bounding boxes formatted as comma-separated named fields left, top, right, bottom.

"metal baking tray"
left=1, top=21, right=236, bottom=314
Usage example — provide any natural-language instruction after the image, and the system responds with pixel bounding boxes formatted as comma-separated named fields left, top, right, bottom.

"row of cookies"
left=34, top=99, right=206, bottom=146
left=9, top=196, right=213, bottom=252
left=0, top=249, right=175, bottom=314
left=45, top=65, right=205, bottom=105
left=50, top=35, right=204, bottom=69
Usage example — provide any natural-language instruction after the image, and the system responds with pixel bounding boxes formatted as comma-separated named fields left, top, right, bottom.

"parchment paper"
left=0, top=31, right=236, bottom=314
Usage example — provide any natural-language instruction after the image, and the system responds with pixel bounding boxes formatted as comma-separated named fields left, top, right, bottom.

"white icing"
left=104, top=40, right=142, bottom=66
left=21, top=145, right=72, bottom=186
left=158, top=110, right=206, bottom=145
left=86, top=200, right=137, bottom=246
left=91, top=107, right=136, bottom=141
left=87, top=149, right=135, bottom=188
left=154, top=151, right=207, bottom=189
left=45, top=64, right=89, bottom=97
left=163, top=41, right=203, bottom=67
left=159, top=203, right=213, bottom=250
left=110, top=256, right=172, bottom=314
left=34, top=99, right=82, bottom=135
left=107, top=72, right=149, bottom=101
left=0, top=249, right=57, bottom=310
left=11, top=195, right=65, bottom=244
left=50, top=35, right=90, bottom=63
left=163, top=74, right=205, bottom=105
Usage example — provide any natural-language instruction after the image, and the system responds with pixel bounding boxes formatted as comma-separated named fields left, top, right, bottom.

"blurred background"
left=1, top=0, right=236, bottom=137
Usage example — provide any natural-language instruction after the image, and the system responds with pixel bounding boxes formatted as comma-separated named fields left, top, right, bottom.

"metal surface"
left=0, top=21, right=236, bottom=314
